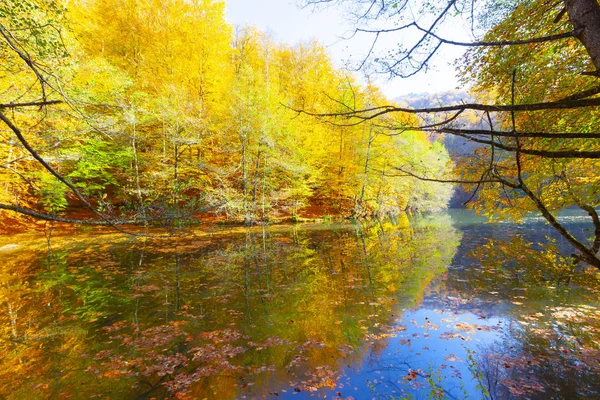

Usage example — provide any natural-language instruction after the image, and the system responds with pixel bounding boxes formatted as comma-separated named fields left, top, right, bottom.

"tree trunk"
left=252, top=150, right=261, bottom=202
left=173, top=143, right=179, bottom=206
left=241, top=133, right=250, bottom=224
left=565, top=0, right=600, bottom=74
left=131, top=114, right=143, bottom=206
left=358, top=124, right=374, bottom=214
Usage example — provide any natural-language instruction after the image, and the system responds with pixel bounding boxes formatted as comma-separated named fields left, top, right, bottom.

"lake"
left=1, top=210, right=599, bottom=399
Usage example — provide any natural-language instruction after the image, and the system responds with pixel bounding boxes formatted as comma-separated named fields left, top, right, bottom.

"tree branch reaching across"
left=0, top=100, right=63, bottom=109
left=301, top=0, right=600, bottom=268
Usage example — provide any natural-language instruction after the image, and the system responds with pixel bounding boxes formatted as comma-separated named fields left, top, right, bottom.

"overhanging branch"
left=452, top=132, right=600, bottom=158
left=294, top=97, right=600, bottom=121
left=0, top=100, right=63, bottom=109
left=427, top=127, right=600, bottom=139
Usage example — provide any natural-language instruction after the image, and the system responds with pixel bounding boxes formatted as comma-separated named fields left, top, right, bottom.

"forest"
left=0, top=0, right=453, bottom=234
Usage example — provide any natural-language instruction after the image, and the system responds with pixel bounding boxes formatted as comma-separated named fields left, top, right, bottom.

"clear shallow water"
left=1, top=211, right=599, bottom=399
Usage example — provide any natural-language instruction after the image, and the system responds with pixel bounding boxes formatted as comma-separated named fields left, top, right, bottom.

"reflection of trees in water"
left=360, top=353, right=462, bottom=400
left=441, top=235, right=600, bottom=399
left=473, top=315, right=600, bottom=399
left=0, top=243, right=140, bottom=398
left=0, top=217, right=461, bottom=398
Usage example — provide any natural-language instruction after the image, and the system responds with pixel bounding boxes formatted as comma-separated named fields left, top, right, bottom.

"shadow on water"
left=0, top=210, right=599, bottom=399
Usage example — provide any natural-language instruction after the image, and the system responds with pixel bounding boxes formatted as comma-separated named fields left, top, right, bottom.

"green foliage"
left=67, top=139, right=133, bottom=197
left=0, top=0, right=67, bottom=58
left=37, top=173, right=68, bottom=213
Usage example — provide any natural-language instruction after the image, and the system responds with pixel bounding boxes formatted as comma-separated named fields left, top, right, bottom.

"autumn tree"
left=0, top=0, right=131, bottom=230
left=302, top=0, right=600, bottom=268
left=0, top=0, right=455, bottom=230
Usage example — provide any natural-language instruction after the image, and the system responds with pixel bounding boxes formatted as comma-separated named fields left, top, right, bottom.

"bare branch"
left=556, top=84, right=600, bottom=101
left=0, top=100, right=63, bottom=109
left=451, top=131, right=600, bottom=158
left=554, top=7, right=568, bottom=23
left=388, top=165, right=519, bottom=187
left=0, top=165, right=38, bottom=190
left=0, top=203, right=194, bottom=227
left=413, top=22, right=575, bottom=47
left=427, top=127, right=600, bottom=139
left=0, top=23, right=49, bottom=102
left=294, top=97, right=600, bottom=121
left=0, top=203, right=126, bottom=225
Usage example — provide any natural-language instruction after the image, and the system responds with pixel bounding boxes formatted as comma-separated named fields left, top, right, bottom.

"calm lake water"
left=1, top=210, right=599, bottom=399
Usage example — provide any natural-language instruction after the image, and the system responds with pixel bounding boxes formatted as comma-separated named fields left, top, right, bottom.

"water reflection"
left=439, top=231, right=600, bottom=399
left=0, top=211, right=599, bottom=399
left=0, top=215, right=460, bottom=398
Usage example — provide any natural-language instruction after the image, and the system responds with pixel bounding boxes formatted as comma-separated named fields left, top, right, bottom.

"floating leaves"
left=444, top=354, right=462, bottom=362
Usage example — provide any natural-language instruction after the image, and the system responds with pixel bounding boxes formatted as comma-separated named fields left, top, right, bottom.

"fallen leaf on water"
left=444, top=354, right=462, bottom=362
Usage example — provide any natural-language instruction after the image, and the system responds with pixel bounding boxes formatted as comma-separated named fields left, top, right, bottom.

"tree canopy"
left=0, top=0, right=453, bottom=233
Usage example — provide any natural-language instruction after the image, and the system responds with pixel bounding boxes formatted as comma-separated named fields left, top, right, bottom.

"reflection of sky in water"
left=268, top=307, right=505, bottom=399
left=262, top=209, right=597, bottom=399
left=340, top=309, right=503, bottom=400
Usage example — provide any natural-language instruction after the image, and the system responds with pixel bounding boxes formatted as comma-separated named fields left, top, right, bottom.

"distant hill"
left=394, top=90, right=472, bottom=110
left=395, top=90, right=491, bottom=155
left=395, top=90, right=486, bottom=208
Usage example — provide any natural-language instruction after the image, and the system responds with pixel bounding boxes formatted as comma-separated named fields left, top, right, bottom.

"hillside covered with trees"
left=0, top=0, right=453, bottom=232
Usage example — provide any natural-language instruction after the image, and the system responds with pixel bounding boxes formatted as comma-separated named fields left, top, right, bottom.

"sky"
left=223, top=0, right=464, bottom=99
